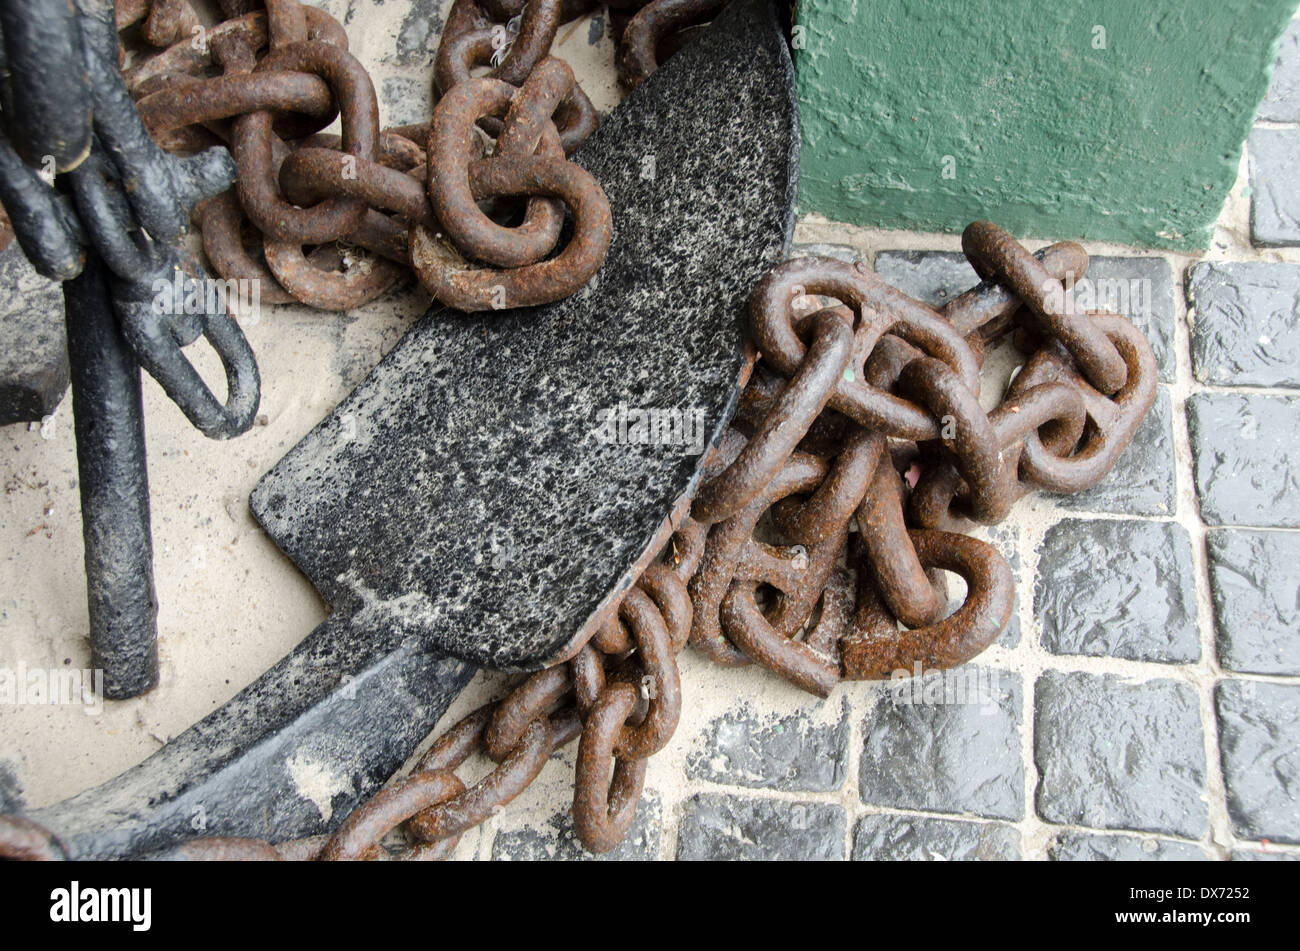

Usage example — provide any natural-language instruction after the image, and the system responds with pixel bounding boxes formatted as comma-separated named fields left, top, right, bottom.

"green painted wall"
left=793, top=0, right=1296, bottom=250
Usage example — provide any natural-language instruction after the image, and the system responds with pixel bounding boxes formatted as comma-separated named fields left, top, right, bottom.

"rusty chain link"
left=614, top=0, right=727, bottom=89
left=0, top=221, right=1158, bottom=861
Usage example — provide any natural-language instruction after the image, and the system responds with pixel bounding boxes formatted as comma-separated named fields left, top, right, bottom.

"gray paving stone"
left=954, top=523, right=1021, bottom=647
left=1248, top=127, right=1300, bottom=247
left=1187, top=393, right=1300, bottom=527
left=859, top=668, right=1023, bottom=821
left=984, top=523, right=1021, bottom=647
left=852, top=815, right=1020, bottom=861
left=676, top=794, right=846, bottom=860
left=372, top=0, right=445, bottom=66
left=1056, top=387, right=1176, bottom=516
left=0, top=243, right=67, bottom=426
left=873, top=252, right=1175, bottom=383
left=1035, top=519, right=1199, bottom=663
left=1049, top=832, right=1206, bottom=861
left=0, top=760, right=23, bottom=813
left=491, top=795, right=661, bottom=861
left=1207, top=529, right=1300, bottom=675
left=1034, top=671, right=1207, bottom=838
left=685, top=699, right=849, bottom=792
left=1232, top=848, right=1300, bottom=861
left=1216, top=680, right=1300, bottom=844
left=1085, top=256, right=1177, bottom=384
left=789, top=244, right=866, bottom=313
left=380, top=75, right=433, bottom=128
left=1187, top=261, right=1300, bottom=388
left=872, top=250, right=978, bottom=308
left=1259, top=20, right=1300, bottom=122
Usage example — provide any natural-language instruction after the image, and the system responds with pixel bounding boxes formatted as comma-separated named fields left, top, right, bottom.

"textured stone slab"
left=251, top=0, right=798, bottom=670
left=874, top=251, right=1175, bottom=382
left=1216, top=680, right=1300, bottom=844
left=1035, top=519, right=1198, bottom=663
left=676, top=794, right=846, bottom=861
left=852, top=815, right=1020, bottom=861
left=1049, top=832, right=1206, bottom=861
left=0, top=243, right=68, bottom=425
left=1056, top=388, right=1175, bottom=516
left=1232, top=847, right=1300, bottom=861
left=379, top=76, right=432, bottom=128
left=1259, top=20, right=1300, bottom=122
left=935, top=524, right=1020, bottom=648
left=1034, top=672, right=1207, bottom=838
left=1188, top=261, right=1300, bottom=387
left=492, top=795, right=661, bottom=860
left=360, top=0, right=444, bottom=67
left=0, top=760, right=22, bottom=814
left=790, top=244, right=865, bottom=313
left=873, top=251, right=977, bottom=310
left=1207, top=529, right=1300, bottom=675
left=1249, top=127, right=1300, bottom=247
left=685, top=699, right=850, bottom=793
left=1187, top=393, right=1300, bottom=527
left=859, top=668, right=1023, bottom=820
left=1085, top=256, right=1177, bottom=384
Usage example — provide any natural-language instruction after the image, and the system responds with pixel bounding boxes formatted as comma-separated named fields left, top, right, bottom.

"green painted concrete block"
left=794, top=0, right=1296, bottom=250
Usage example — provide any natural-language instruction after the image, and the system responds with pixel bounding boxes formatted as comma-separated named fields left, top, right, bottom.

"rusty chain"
left=0, top=221, right=1158, bottom=861
left=108, top=0, right=727, bottom=313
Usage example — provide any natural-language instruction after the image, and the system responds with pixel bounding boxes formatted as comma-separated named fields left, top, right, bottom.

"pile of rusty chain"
left=113, top=0, right=727, bottom=312
left=0, top=221, right=1158, bottom=861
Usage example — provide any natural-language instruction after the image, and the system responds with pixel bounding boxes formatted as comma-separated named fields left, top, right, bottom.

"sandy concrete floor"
left=2, top=0, right=1298, bottom=858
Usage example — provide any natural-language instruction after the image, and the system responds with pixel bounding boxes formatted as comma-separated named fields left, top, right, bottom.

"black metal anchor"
left=0, top=0, right=260, bottom=698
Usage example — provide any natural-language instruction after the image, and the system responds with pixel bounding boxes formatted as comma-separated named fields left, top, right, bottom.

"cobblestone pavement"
left=477, top=18, right=1300, bottom=860
left=471, top=215, right=1297, bottom=858
left=2, top=2, right=1298, bottom=861
left=471, top=208, right=1300, bottom=857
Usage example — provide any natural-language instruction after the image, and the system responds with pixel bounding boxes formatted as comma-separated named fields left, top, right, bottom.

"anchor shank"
left=64, top=251, right=159, bottom=698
